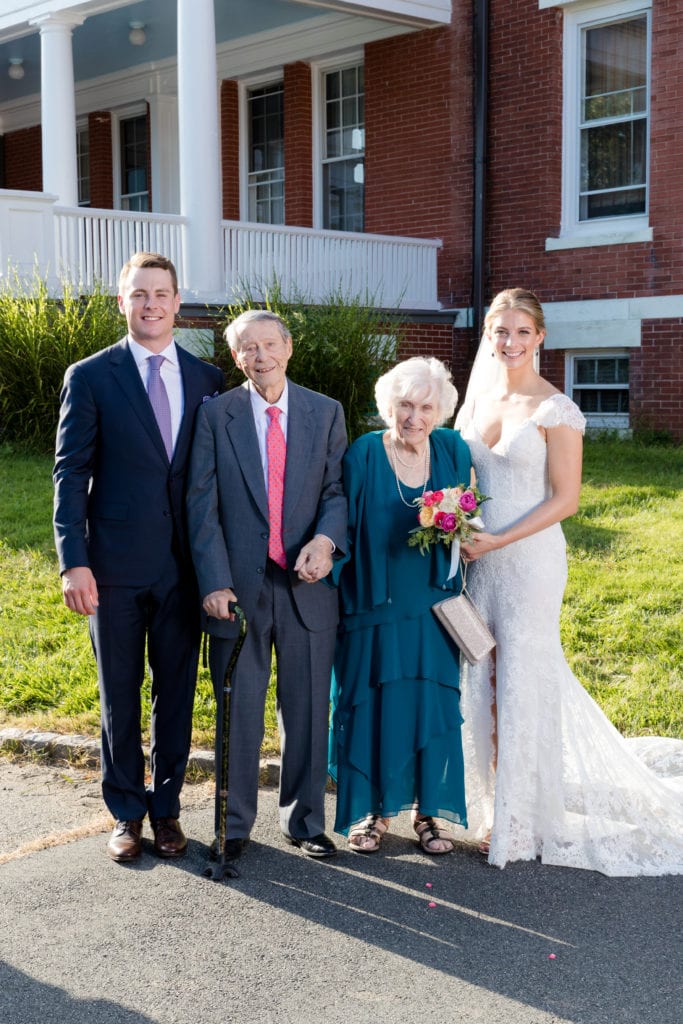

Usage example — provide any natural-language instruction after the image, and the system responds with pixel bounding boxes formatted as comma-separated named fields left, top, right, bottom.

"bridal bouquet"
left=408, top=485, right=489, bottom=556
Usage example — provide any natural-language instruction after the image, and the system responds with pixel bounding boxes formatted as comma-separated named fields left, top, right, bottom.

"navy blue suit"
left=54, top=338, right=224, bottom=821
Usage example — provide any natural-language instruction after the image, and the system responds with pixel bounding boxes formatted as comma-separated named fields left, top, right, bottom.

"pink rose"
left=423, top=491, right=437, bottom=507
left=432, top=490, right=444, bottom=504
left=459, top=490, right=478, bottom=512
left=433, top=510, right=445, bottom=527
left=440, top=512, right=457, bottom=531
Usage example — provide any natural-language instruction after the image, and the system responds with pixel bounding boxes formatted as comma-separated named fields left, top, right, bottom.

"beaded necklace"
left=389, top=437, right=431, bottom=507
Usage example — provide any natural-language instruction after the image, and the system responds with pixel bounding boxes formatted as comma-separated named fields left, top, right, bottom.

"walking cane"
left=203, top=602, right=247, bottom=881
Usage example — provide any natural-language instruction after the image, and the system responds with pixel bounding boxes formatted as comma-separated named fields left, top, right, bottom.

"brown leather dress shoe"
left=151, top=817, right=187, bottom=858
left=107, top=820, right=143, bottom=862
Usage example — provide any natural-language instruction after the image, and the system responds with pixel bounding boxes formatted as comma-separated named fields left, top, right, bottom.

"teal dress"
left=329, top=428, right=471, bottom=835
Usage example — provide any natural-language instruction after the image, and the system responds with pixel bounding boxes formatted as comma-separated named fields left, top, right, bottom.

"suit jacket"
left=53, top=338, right=224, bottom=587
left=187, top=379, right=348, bottom=638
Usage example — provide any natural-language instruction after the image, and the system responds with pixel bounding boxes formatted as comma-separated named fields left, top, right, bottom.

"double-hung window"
left=548, top=0, right=651, bottom=249
left=248, top=83, right=284, bottom=224
left=580, top=13, right=648, bottom=220
left=119, top=113, right=149, bottom=212
left=322, top=64, right=365, bottom=233
left=76, top=124, right=90, bottom=207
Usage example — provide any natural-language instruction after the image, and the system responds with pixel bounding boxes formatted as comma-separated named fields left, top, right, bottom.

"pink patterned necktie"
left=266, top=406, right=287, bottom=569
left=147, top=354, right=173, bottom=460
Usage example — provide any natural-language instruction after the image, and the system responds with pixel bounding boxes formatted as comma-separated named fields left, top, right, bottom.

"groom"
left=187, top=310, right=347, bottom=860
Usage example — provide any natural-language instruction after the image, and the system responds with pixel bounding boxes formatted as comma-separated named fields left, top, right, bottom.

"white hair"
left=224, top=309, right=291, bottom=352
left=374, top=357, right=458, bottom=427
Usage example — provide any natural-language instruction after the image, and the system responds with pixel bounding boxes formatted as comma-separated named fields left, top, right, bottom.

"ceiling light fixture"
left=8, top=58, right=25, bottom=80
left=128, top=21, right=146, bottom=46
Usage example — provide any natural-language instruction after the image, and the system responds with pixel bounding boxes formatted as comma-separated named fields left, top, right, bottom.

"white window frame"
left=238, top=75, right=285, bottom=225
left=565, top=348, right=630, bottom=429
left=546, top=0, right=652, bottom=252
left=112, top=103, right=149, bottom=212
left=76, top=120, right=90, bottom=208
left=312, top=53, right=364, bottom=232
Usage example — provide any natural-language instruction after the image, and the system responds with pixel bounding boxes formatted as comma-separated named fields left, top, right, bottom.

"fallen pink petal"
left=425, top=882, right=433, bottom=888
left=548, top=954, right=557, bottom=960
left=428, top=902, right=437, bottom=908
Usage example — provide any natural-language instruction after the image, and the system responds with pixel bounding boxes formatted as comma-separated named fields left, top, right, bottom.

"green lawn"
left=0, top=438, right=681, bottom=751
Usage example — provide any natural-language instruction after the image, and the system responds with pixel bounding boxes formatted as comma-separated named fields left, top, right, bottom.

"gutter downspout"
left=472, top=0, right=489, bottom=346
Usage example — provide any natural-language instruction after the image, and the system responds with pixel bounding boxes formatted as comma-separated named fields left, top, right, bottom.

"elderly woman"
left=329, top=357, right=471, bottom=854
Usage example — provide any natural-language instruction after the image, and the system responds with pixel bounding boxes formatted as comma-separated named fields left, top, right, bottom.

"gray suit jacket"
left=187, top=379, right=348, bottom=638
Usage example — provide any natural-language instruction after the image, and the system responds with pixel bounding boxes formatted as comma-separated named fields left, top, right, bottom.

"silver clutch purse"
left=432, top=580, right=495, bottom=665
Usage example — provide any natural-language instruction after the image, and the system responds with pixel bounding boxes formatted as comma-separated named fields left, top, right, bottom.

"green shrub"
left=0, top=273, right=124, bottom=452
left=214, top=281, right=403, bottom=441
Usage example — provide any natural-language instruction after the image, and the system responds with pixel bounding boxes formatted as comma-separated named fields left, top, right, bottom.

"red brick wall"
left=284, top=62, right=313, bottom=228
left=539, top=349, right=565, bottom=395
left=398, top=321, right=454, bottom=365
left=221, top=80, right=240, bottom=221
left=3, top=125, right=42, bottom=191
left=365, top=23, right=473, bottom=308
left=88, top=111, right=113, bottom=209
left=631, top=320, right=683, bottom=440
left=485, top=0, right=683, bottom=304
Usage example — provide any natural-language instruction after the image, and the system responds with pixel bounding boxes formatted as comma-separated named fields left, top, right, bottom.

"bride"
left=455, top=287, right=683, bottom=876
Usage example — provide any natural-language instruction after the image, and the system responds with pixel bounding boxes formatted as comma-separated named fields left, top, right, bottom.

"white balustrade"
left=53, top=207, right=185, bottom=291
left=1, top=192, right=440, bottom=309
left=222, top=221, right=442, bottom=310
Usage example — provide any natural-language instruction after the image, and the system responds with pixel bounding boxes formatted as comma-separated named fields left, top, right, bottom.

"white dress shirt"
left=128, top=336, right=184, bottom=451
left=247, top=379, right=289, bottom=494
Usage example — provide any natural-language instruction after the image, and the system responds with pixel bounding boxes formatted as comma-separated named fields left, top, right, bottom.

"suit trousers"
left=209, top=561, right=336, bottom=840
left=89, top=554, right=200, bottom=822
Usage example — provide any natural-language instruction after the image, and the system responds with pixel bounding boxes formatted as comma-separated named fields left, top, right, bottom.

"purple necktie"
left=147, top=354, right=173, bottom=460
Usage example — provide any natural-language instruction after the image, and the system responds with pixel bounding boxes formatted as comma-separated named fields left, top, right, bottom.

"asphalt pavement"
left=1, top=746, right=682, bottom=1024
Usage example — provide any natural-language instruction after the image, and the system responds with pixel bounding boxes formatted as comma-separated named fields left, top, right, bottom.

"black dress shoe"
left=107, top=820, right=143, bottom=862
left=209, top=836, right=249, bottom=861
left=284, top=832, right=337, bottom=858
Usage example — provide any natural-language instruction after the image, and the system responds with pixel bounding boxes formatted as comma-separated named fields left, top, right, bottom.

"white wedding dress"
left=457, top=393, right=683, bottom=875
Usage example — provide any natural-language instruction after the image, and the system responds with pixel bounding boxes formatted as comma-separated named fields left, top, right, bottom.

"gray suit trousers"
left=209, top=561, right=336, bottom=840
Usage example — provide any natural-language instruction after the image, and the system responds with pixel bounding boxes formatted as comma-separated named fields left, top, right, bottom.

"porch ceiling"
left=0, top=0, right=450, bottom=105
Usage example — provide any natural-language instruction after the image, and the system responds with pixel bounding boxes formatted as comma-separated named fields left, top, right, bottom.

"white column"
left=30, top=12, right=85, bottom=207
left=177, top=0, right=223, bottom=300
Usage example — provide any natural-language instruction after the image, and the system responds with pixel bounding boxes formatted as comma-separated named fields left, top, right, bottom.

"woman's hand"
left=461, top=531, right=499, bottom=562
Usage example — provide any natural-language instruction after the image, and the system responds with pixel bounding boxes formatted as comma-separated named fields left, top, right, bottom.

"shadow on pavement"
left=179, top=832, right=681, bottom=1024
left=0, top=960, right=157, bottom=1024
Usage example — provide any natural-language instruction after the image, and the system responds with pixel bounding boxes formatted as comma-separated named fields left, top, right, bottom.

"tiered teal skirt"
left=329, top=590, right=467, bottom=835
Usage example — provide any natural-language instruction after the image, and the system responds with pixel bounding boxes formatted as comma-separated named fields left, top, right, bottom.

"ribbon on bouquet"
left=447, top=517, right=485, bottom=581
left=447, top=538, right=460, bottom=581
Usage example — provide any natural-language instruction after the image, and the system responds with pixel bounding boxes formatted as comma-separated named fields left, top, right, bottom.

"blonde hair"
left=484, top=288, right=546, bottom=336
left=375, top=357, right=458, bottom=427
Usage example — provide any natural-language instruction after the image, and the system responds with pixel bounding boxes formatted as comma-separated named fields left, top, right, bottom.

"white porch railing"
left=53, top=207, right=185, bottom=291
left=0, top=191, right=441, bottom=310
left=223, top=220, right=442, bottom=310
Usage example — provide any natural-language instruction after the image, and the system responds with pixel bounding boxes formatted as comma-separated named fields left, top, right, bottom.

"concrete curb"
left=0, top=727, right=282, bottom=786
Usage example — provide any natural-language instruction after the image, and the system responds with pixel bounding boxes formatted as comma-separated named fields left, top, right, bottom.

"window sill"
left=546, top=226, right=653, bottom=251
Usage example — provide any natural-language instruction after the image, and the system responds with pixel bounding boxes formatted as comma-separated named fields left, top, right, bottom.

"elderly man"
left=53, top=251, right=224, bottom=863
left=187, top=310, right=347, bottom=860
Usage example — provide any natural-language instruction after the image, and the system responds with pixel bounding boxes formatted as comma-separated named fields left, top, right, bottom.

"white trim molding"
left=542, top=294, right=683, bottom=350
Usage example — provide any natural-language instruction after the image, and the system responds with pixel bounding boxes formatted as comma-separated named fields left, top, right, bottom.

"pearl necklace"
left=389, top=437, right=431, bottom=507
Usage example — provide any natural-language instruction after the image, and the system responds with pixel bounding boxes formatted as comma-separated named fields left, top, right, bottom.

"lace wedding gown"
left=458, top=393, right=683, bottom=875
